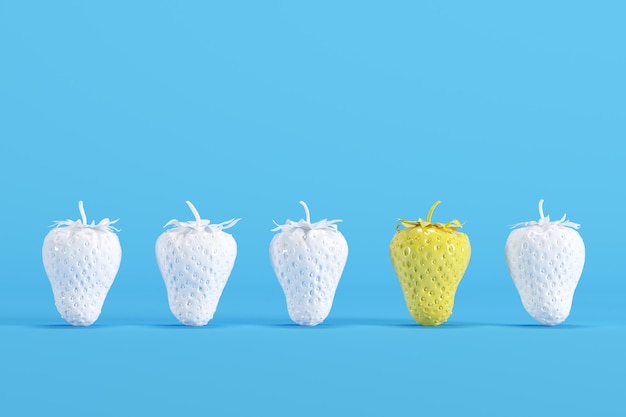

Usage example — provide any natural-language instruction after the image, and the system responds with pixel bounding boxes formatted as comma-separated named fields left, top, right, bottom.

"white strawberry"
left=42, top=201, right=122, bottom=326
left=156, top=201, right=240, bottom=326
left=505, top=199, right=585, bottom=326
left=270, top=201, right=348, bottom=326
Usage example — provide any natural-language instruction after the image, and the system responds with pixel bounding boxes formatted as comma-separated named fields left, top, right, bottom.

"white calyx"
left=164, top=201, right=240, bottom=232
left=271, top=201, right=342, bottom=233
left=511, top=199, right=580, bottom=230
left=51, top=201, right=119, bottom=232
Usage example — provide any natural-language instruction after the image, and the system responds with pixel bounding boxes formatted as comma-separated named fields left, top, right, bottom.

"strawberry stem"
left=538, top=199, right=545, bottom=219
left=427, top=201, right=441, bottom=223
left=186, top=201, right=202, bottom=226
left=78, top=201, right=87, bottom=225
left=299, top=201, right=311, bottom=223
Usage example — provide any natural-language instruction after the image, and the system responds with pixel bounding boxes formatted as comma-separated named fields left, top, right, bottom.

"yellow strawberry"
left=390, top=201, right=471, bottom=326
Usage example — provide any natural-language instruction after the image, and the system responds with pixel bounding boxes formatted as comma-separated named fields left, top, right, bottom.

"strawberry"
left=42, top=201, right=122, bottom=326
left=505, top=199, right=585, bottom=326
left=155, top=201, right=240, bottom=326
left=390, top=201, right=471, bottom=326
left=270, top=201, right=348, bottom=326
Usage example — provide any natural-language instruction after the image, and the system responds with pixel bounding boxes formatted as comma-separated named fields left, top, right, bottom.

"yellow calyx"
left=396, top=200, right=463, bottom=232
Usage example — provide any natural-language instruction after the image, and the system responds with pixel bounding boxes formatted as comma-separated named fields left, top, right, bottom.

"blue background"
left=1, top=1, right=624, bottom=415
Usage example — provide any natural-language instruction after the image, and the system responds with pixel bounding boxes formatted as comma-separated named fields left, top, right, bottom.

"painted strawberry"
left=505, top=199, right=585, bottom=326
left=155, top=201, right=240, bottom=326
left=42, top=201, right=122, bottom=326
left=390, top=201, right=471, bottom=326
left=270, top=201, right=348, bottom=326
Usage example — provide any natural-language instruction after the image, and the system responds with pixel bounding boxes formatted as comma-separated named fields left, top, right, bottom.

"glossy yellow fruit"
left=390, top=201, right=471, bottom=326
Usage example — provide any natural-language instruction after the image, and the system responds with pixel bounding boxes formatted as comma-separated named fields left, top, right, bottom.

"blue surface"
left=1, top=1, right=624, bottom=415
